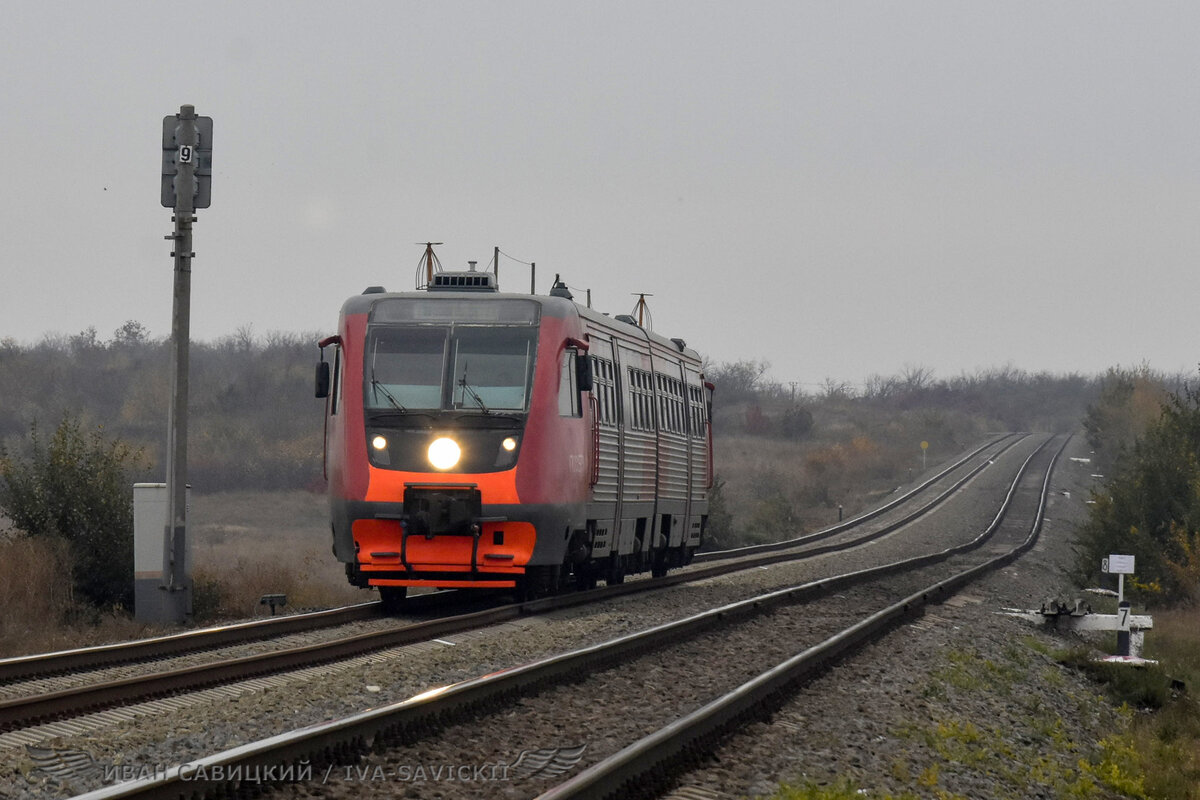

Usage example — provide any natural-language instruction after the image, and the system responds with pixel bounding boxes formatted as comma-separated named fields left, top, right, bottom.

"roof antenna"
left=415, top=242, right=444, bottom=289
left=632, top=293, right=654, bottom=329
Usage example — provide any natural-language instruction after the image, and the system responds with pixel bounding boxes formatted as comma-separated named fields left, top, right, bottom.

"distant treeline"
left=0, top=322, right=1162, bottom=499
left=0, top=322, right=326, bottom=493
left=704, top=359, right=1116, bottom=437
left=698, top=359, right=1134, bottom=550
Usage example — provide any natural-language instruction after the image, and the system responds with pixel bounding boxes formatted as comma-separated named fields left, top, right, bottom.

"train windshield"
left=365, top=325, right=538, bottom=412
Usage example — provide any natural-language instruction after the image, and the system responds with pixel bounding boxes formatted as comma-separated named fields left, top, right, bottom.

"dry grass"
left=1061, top=605, right=1200, bottom=799
left=1147, top=606, right=1200, bottom=679
left=1129, top=606, right=1200, bottom=799
left=189, top=490, right=364, bottom=620
left=713, top=431, right=923, bottom=547
left=0, top=533, right=74, bottom=647
left=0, top=532, right=163, bottom=657
left=0, top=491, right=366, bottom=656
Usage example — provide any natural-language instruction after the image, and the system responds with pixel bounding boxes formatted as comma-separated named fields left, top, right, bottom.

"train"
left=315, top=256, right=713, bottom=607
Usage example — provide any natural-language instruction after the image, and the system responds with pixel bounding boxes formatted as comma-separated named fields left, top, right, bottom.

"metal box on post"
left=134, top=483, right=192, bottom=623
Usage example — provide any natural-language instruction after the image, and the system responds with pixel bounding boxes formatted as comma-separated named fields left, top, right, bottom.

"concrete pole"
left=161, top=104, right=196, bottom=623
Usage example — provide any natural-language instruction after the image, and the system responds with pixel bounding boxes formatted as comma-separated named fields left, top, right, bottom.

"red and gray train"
left=316, top=267, right=713, bottom=605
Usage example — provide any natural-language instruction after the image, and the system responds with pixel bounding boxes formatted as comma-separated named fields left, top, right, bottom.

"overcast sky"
left=2, top=2, right=1197, bottom=389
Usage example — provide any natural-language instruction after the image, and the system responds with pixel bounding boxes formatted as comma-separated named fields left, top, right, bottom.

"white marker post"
left=1102, top=554, right=1136, bottom=655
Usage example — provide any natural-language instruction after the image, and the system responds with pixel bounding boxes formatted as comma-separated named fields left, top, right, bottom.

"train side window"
left=633, top=374, right=639, bottom=429
left=673, top=379, right=683, bottom=434
left=670, top=381, right=679, bottom=433
left=628, top=367, right=651, bottom=431
left=626, top=368, right=636, bottom=429
left=689, top=385, right=703, bottom=437
left=605, top=360, right=618, bottom=425
left=331, top=347, right=342, bottom=415
left=591, top=356, right=617, bottom=426
left=642, top=370, right=654, bottom=430
left=656, top=374, right=684, bottom=434
left=677, top=382, right=684, bottom=433
left=610, top=363, right=619, bottom=425
left=559, top=349, right=581, bottom=417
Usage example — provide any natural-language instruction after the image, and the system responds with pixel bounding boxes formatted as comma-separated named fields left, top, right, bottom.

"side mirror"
left=576, top=353, right=594, bottom=392
left=315, top=361, right=331, bottom=398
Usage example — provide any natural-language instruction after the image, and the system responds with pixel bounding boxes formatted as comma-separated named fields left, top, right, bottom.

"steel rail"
left=0, top=434, right=1026, bottom=731
left=0, top=591, right=469, bottom=683
left=68, top=435, right=1058, bottom=800
left=536, top=435, right=1070, bottom=800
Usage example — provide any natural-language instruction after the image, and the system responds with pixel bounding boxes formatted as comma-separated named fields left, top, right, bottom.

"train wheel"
left=379, top=586, right=406, bottom=614
left=606, top=555, right=625, bottom=585
left=650, top=553, right=668, bottom=579
left=518, top=565, right=561, bottom=601
left=574, top=567, right=599, bottom=591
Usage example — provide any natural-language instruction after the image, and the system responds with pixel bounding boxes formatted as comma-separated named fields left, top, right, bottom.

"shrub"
left=1075, top=378, right=1200, bottom=603
left=702, top=475, right=734, bottom=550
left=0, top=416, right=146, bottom=609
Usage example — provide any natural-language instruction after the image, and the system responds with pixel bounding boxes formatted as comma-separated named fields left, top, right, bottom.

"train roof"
left=339, top=277, right=702, bottom=365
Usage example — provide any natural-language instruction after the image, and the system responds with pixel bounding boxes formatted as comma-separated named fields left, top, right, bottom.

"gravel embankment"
left=673, top=433, right=1126, bottom=799
left=2, top=435, right=1111, bottom=800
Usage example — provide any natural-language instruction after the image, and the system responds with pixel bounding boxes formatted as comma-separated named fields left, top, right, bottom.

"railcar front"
left=317, top=282, right=593, bottom=606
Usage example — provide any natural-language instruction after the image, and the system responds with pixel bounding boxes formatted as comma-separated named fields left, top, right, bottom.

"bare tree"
left=820, top=377, right=853, bottom=401
left=900, top=363, right=935, bottom=392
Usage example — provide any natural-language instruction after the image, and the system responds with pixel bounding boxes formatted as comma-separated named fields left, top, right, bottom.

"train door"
left=683, top=366, right=709, bottom=550
left=585, top=335, right=619, bottom=561
left=616, top=342, right=656, bottom=561
left=654, top=357, right=689, bottom=554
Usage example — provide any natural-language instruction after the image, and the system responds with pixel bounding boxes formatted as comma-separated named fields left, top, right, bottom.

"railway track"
left=0, top=435, right=1020, bottom=739
left=539, top=435, right=1069, bottom=800
left=53, top=433, right=1064, bottom=800
left=0, top=593, right=465, bottom=684
left=0, top=433, right=1015, bottom=686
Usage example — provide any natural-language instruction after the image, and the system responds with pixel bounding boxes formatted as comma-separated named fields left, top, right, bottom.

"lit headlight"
left=428, top=437, right=461, bottom=470
left=501, top=436, right=518, bottom=452
left=369, top=433, right=391, bottom=466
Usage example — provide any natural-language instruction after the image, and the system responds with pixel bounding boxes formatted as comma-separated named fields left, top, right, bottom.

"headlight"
left=501, top=436, right=518, bottom=452
left=428, top=437, right=462, bottom=470
left=369, top=433, right=391, bottom=465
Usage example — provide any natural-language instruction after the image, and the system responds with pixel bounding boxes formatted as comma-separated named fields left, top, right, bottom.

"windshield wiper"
left=457, top=369, right=490, bottom=414
left=370, top=368, right=407, bottom=412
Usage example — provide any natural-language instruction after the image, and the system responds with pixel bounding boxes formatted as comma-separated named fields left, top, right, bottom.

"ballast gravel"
left=1, top=435, right=1126, bottom=800
left=676, top=434, right=1128, bottom=800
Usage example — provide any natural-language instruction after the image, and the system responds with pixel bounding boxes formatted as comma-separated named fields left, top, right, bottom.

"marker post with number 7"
left=1103, top=554, right=1136, bottom=656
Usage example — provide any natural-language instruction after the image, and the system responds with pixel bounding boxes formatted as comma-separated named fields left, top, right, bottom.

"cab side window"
left=558, top=349, right=581, bottom=417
